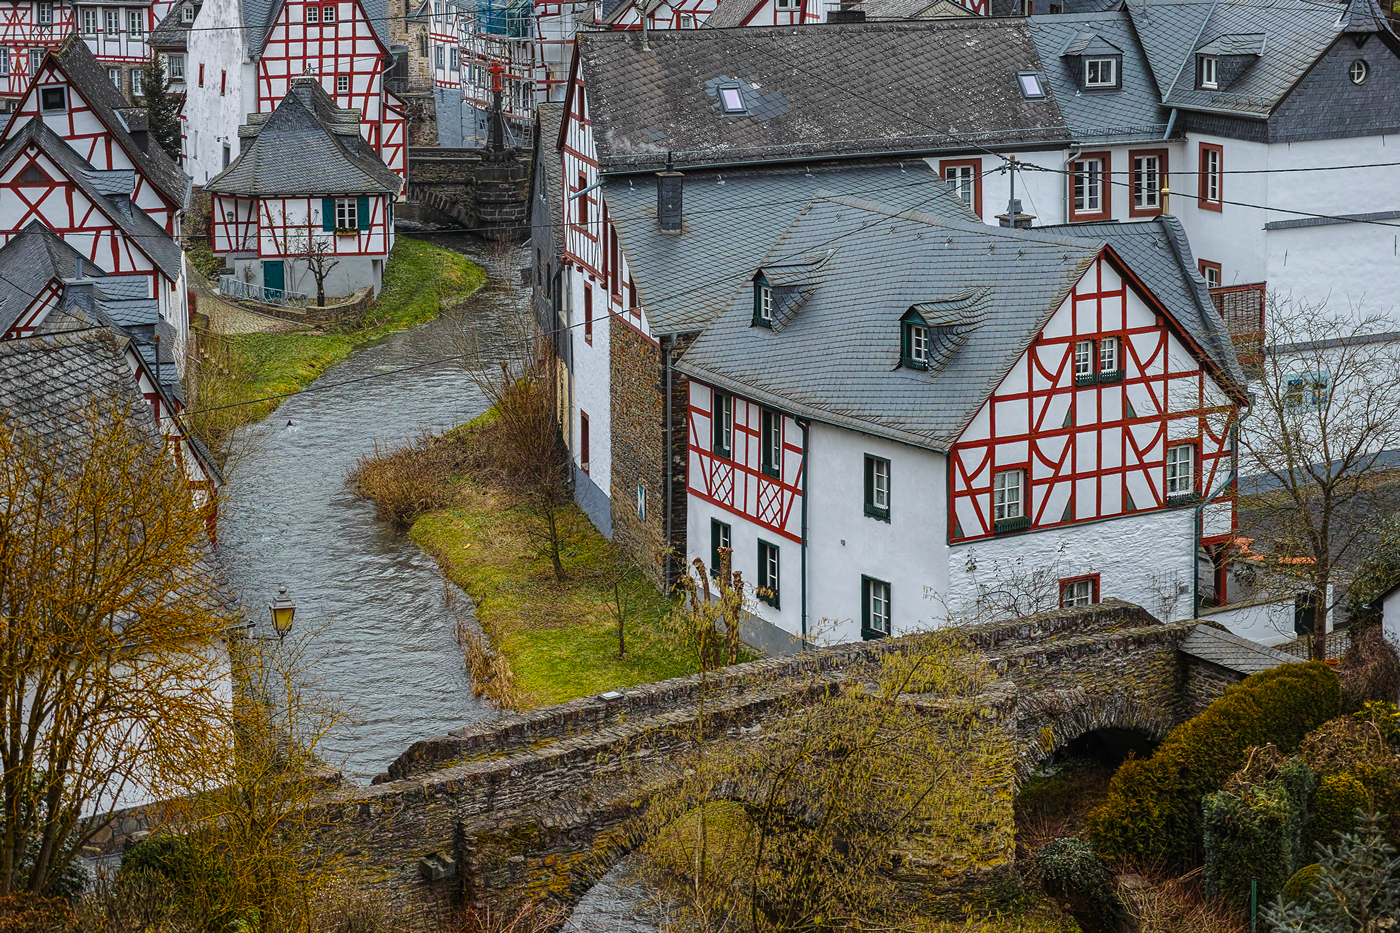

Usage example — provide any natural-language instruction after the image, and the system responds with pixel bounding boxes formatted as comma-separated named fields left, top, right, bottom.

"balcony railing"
left=1209, top=282, right=1265, bottom=365
left=219, top=275, right=308, bottom=307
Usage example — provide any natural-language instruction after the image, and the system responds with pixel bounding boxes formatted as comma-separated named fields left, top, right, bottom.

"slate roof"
left=246, top=0, right=389, bottom=55
left=859, top=0, right=977, bottom=20
left=536, top=102, right=566, bottom=254
left=0, top=122, right=184, bottom=282
left=151, top=0, right=200, bottom=50
left=206, top=77, right=402, bottom=197
left=0, top=222, right=90, bottom=335
left=1124, top=0, right=1386, bottom=117
left=0, top=328, right=161, bottom=451
left=45, top=36, right=192, bottom=210
left=1036, top=215, right=1246, bottom=389
left=1179, top=623, right=1295, bottom=674
left=1028, top=11, right=1172, bottom=144
left=575, top=20, right=1072, bottom=171
left=603, top=159, right=979, bottom=334
left=675, top=197, right=1247, bottom=450
left=704, top=0, right=760, bottom=27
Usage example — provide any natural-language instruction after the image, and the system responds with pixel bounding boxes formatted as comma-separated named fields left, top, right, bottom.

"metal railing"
left=219, top=275, right=309, bottom=307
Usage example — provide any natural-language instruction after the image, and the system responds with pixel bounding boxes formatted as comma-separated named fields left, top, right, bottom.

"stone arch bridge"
left=306, top=602, right=1289, bottom=924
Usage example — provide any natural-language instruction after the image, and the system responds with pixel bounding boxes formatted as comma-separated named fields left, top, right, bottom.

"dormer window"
left=754, top=281, right=773, bottom=326
left=903, top=320, right=930, bottom=369
left=1200, top=55, right=1218, bottom=89
left=718, top=85, right=745, bottom=114
left=1016, top=72, right=1045, bottom=99
left=181, top=3, right=194, bottom=21
left=1083, top=57, right=1117, bottom=88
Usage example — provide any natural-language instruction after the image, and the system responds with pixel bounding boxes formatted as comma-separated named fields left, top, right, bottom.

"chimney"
left=657, top=153, right=683, bottom=234
left=997, top=199, right=1035, bottom=229
left=827, top=0, right=865, bottom=22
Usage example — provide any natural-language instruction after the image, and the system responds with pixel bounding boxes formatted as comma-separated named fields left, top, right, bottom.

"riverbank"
left=190, top=237, right=485, bottom=455
left=412, top=481, right=695, bottom=709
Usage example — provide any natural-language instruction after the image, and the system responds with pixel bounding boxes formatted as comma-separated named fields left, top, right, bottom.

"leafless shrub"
left=426, top=901, right=565, bottom=933
left=1336, top=626, right=1400, bottom=712
left=346, top=432, right=474, bottom=528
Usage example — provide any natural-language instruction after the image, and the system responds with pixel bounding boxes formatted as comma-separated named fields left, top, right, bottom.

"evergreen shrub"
left=1035, top=837, right=1130, bottom=933
left=1307, top=773, right=1368, bottom=854
left=1086, top=662, right=1339, bottom=867
left=1281, top=863, right=1321, bottom=904
left=1202, top=755, right=1314, bottom=907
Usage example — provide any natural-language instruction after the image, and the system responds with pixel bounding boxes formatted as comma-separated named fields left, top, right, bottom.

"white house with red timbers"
left=182, top=0, right=406, bottom=184
left=205, top=76, right=402, bottom=300
left=674, top=197, right=1245, bottom=648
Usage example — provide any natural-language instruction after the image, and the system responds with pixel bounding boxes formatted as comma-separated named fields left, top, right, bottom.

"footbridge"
left=304, top=602, right=1286, bottom=924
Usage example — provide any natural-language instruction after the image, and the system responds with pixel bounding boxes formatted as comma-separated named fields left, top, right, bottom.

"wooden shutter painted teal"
left=357, top=197, right=370, bottom=230
left=321, top=198, right=334, bottom=231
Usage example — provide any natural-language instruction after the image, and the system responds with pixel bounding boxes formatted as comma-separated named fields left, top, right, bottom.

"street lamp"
left=268, top=586, right=297, bottom=641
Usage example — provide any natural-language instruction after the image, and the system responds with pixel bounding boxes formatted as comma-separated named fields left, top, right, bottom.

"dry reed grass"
left=455, top=613, right=521, bottom=709
left=347, top=432, right=476, bottom=528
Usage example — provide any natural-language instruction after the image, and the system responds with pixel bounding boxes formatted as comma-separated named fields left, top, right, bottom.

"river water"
left=215, top=234, right=504, bottom=783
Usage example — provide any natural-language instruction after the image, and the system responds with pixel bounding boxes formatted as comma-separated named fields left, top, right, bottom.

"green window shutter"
left=861, top=578, right=870, bottom=631
left=357, top=196, right=370, bottom=230
left=864, top=456, right=873, bottom=509
left=321, top=198, right=334, bottom=231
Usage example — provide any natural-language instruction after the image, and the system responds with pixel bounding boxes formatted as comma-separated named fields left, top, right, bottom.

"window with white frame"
left=1200, top=144, right=1222, bottom=207
left=0, top=50, right=9, bottom=77
left=757, top=541, right=780, bottom=607
left=81, top=7, right=96, bottom=32
left=1084, top=57, right=1116, bottom=88
left=710, top=519, right=731, bottom=576
left=449, top=47, right=459, bottom=70
left=904, top=320, right=930, bottom=368
left=761, top=408, right=781, bottom=478
left=181, top=3, right=195, bottom=21
left=128, top=10, right=143, bottom=36
left=1132, top=152, right=1162, bottom=211
left=321, top=4, right=336, bottom=22
left=1199, top=55, right=1218, bottom=89
left=865, top=455, right=890, bottom=521
left=307, top=4, right=319, bottom=21
left=1072, top=157, right=1104, bottom=215
left=755, top=283, right=773, bottom=325
left=435, top=44, right=444, bottom=68
left=1099, top=336, right=1120, bottom=374
left=107, top=67, right=121, bottom=88
left=105, top=9, right=118, bottom=35
left=775, top=0, right=798, bottom=8
left=37, top=2, right=52, bottom=25
left=680, top=12, right=693, bottom=26
left=862, top=577, right=891, bottom=639
left=29, top=50, right=42, bottom=73
left=1060, top=576, right=1098, bottom=608
left=945, top=163, right=975, bottom=207
left=336, top=73, right=349, bottom=93
left=334, top=197, right=357, bottom=230
left=130, top=68, right=141, bottom=95
left=1074, top=339, right=1095, bottom=378
left=1166, top=444, right=1195, bottom=496
left=994, top=469, right=1024, bottom=522
left=169, top=54, right=184, bottom=79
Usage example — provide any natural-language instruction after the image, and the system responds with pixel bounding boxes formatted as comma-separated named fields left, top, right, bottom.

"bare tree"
left=0, top=398, right=241, bottom=895
left=288, top=231, right=340, bottom=307
left=1238, top=295, right=1400, bottom=660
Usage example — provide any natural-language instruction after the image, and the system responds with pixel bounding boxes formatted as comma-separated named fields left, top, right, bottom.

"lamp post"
left=267, top=586, right=297, bottom=641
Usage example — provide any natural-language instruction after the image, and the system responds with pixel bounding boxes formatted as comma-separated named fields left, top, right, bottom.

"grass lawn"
left=194, top=237, right=485, bottom=445
left=411, top=481, right=699, bottom=708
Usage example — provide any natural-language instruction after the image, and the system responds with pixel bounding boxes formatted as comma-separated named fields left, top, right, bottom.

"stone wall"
left=407, top=148, right=530, bottom=240
left=609, top=321, right=668, bottom=589
left=294, top=602, right=1229, bottom=925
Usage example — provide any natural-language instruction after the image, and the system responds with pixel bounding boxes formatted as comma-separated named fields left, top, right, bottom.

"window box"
left=1097, top=369, right=1124, bottom=384
left=995, top=515, right=1031, bottom=534
left=334, top=228, right=359, bottom=236
left=1075, top=373, right=1098, bottom=388
left=1166, top=491, right=1201, bottom=507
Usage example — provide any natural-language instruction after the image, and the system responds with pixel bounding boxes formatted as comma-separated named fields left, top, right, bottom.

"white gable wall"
left=184, top=0, right=255, bottom=184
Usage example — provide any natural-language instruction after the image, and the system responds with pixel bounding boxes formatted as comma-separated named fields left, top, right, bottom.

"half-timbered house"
left=183, top=0, right=406, bottom=184
left=205, top=76, right=402, bottom=299
left=677, top=200, right=1244, bottom=646
left=0, top=0, right=174, bottom=108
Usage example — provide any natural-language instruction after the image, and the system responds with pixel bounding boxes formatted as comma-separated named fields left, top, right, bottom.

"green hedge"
left=1036, top=837, right=1130, bottom=933
left=1086, top=662, right=1339, bottom=867
left=1306, top=772, right=1368, bottom=855
left=1282, top=863, right=1322, bottom=904
left=1202, top=756, right=1314, bottom=907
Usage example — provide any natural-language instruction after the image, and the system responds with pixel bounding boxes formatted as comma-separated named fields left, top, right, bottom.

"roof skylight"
left=718, top=85, right=746, bottom=113
left=1017, top=72, right=1045, bottom=99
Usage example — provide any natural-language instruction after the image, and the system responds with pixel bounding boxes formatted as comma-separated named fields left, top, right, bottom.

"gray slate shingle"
left=1179, top=623, right=1296, bottom=674
left=577, top=20, right=1072, bottom=171
left=206, top=77, right=402, bottom=197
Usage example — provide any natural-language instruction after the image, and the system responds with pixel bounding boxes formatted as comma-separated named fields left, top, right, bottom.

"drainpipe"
left=1061, top=143, right=1082, bottom=220
left=797, top=417, right=810, bottom=649
left=1162, top=108, right=1179, bottom=141
left=663, top=339, right=674, bottom=588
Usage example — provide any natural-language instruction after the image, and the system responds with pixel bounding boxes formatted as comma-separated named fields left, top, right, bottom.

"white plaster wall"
left=1384, top=586, right=1400, bottom=647
left=1202, top=598, right=1299, bottom=647
left=804, top=423, right=950, bottom=645
left=1173, top=132, right=1270, bottom=289
left=571, top=271, right=611, bottom=500
left=687, top=494, right=804, bottom=645
left=947, top=507, right=1199, bottom=623
left=1264, top=220, right=1400, bottom=317
left=184, top=0, right=255, bottom=185
left=232, top=254, right=383, bottom=296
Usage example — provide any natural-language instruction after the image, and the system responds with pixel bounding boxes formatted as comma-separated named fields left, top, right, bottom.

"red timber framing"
left=688, top=382, right=804, bottom=544
left=208, top=194, right=393, bottom=259
left=0, top=1, right=170, bottom=98
left=3, top=55, right=182, bottom=230
left=948, top=250, right=1238, bottom=544
left=0, top=141, right=167, bottom=292
left=257, top=0, right=406, bottom=176
left=1, top=279, right=61, bottom=337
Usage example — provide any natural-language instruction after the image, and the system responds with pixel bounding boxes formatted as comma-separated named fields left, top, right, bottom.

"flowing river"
left=215, top=234, right=502, bottom=783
